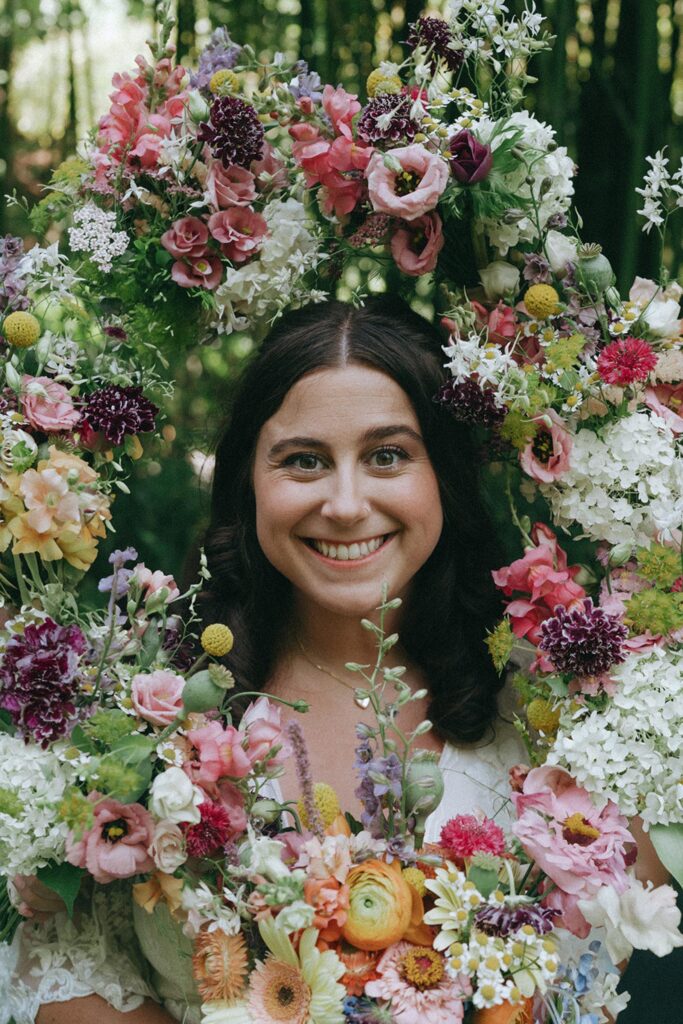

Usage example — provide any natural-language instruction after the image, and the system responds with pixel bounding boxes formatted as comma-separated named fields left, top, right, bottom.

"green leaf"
left=545, top=676, right=569, bottom=697
left=649, top=823, right=683, bottom=889
left=344, top=812, right=364, bottom=836
left=37, top=862, right=85, bottom=918
left=70, top=724, right=98, bottom=754
left=467, top=866, right=500, bottom=899
left=109, top=732, right=158, bottom=765
left=0, top=710, right=15, bottom=735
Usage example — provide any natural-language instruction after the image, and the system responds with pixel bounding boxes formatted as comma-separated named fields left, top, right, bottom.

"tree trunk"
left=63, top=18, right=79, bottom=158
left=0, top=0, right=15, bottom=234
left=176, top=0, right=196, bottom=62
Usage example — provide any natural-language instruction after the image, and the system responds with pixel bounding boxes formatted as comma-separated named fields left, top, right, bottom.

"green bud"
left=182, top=670, right=224, bottom=713
left=250, top=799, right=282, bottom=825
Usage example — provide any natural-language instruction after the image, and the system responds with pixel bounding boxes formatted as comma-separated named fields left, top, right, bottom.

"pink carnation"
left=171, top=255, right=222, bottom=290
left=22, top=376, right=80, bottom=433
left=390, top=212, right=444, bottom=276
left=519, top=410, right=573, bottom=483
left=205, top=161, right=257, bottom=209
left=366, top=144, right=449, bottom=221
left=187, top=719, right=252, bottom=782
left=66, top=793, right=154, bottom=884
left=597, top=336, right=657, bottom=386
left=160, top=216, right=209, bottom=260
left=240, top=695, right=292, bottom=766
left=131, top=668, right=185, bottom=726
left=440, top=814, right=506, bottom=859
left=512, top=765, right=634, bottom=937
left=207, top=208, right=268, bottom=263
left=645, top=382, right=683, bottom=435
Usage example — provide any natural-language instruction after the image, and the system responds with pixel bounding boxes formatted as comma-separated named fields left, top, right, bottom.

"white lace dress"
left=1, top=720, right=527, bottom=1023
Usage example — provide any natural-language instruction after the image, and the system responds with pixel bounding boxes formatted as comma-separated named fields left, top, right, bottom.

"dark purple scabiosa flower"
left=0, top=618, right=86, bottom=746
left=190, top=27, right=241, bottom=91
left=435, top=377, right=507, bottom=429
left=539, top=598, right=628, bottom=676
left=407, top=17, right=463, bottom=72
left=103, top=324, right=128, bottom=341
left=82, top=385, right=159, bottom=446
left=197, top=96, right=265, bottom=169
left=474, top=902, right=559, bottom=937
left=357, top=95, right=420, bottom=144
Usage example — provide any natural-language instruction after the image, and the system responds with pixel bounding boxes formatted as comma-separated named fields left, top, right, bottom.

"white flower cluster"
left=211, top=197, right=325, bottom=335
left=19, top=242, right=81, bottom=300
left=443, top=332, right=518, bottom=388
left=541, top=412, right=683, bottom=546
left=473, top=112, right=575, bottom=254
left=68, top=203, right=130, bottom=273
left=0, top=733, right=75, bottom=876
left=636, top=149, right=683, bottom=234
left=549, top=647, right=683, bottom=827
left=450, top=1, right=548, bottom=67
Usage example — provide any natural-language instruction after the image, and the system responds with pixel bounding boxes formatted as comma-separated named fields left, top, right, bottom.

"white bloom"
left=579, top=878, right=683, bottom=964
left=68, top=203, right=129, bottom=272
left=240, top=831, right=290, bottom=881
left=149, top=766, right=203, bottom=824
left=148, top=820, right=187, bottom=872
left=479, top=260, right=520, bottom=299
left=201, top=1001, right=252, bottom=1024
left=275, top=899, right=315, bottom=932
left=545, top=229, right=578, bottom=275
left=629, top=276, right=681, bottom=337
left=181, top=881, right=242, bottom=938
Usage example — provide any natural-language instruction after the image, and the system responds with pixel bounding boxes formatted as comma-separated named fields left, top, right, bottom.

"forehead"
left=257, top=365, right=419, bottom=444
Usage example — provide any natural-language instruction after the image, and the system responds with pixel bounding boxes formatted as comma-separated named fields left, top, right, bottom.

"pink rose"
left=187, top=720, right=252, bottom=782
left=130, top=564, right=180, bottom=602
left=512, top=765, right=633, bottom=937
left=390, top=212, right=444, bottom=276
left=66, top=793, right=154, bottom=884
left=520, top=410, right=573, bottom=483
left=160, top=216, right=209, bottom=260
left=471, top=300, right=518, bottom=345
left=22, top=376, right=80, bottom=433
left=205, top=161, right=257, bottom=209
left=645, top=383, right=683, bottom=435
left=241, top=695, right=292, bottom=766
left=366, top=144, right=449, bottom=221
left=322, top=83, right=361, bottom=139
left=171, top=255, right=222, bottom=290
left=131, top=668, right=185, bottom=726
left=207, top=208, right=268, bottom=264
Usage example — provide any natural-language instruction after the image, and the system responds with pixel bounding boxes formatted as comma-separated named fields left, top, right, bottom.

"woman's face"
left=252, top=364, right=443, bottom=619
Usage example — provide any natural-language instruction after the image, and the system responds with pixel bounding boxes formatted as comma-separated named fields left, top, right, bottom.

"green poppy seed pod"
left=181, top=670, right=224, bottom=714
left=577, top=252, right=615, bottom=296
left=404, top=750, right=444, bottom=847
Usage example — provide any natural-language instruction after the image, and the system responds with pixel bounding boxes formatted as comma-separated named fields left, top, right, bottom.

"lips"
left=305, top=534, right=391, bottom=561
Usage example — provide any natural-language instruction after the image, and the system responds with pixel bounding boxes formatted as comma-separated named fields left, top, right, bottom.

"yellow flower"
left=133, top=871, right=184, bottom=916
left=524, top=284, right=561, bottom=320
left=402, top=865, right=427, bottom=897
left=366, top=69, right=403, bottom=97
left=526, top=698, right=561, bottom=735
left=200, top=623, right=234, bottom=657
left=210, top=69, right=240, bottom=95
left=298, top=782, right=341, bottom=830
left=2, top=311, right=41, bottom=348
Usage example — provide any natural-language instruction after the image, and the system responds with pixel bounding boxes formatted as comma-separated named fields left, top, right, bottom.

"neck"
left=291, top=594, right=406, bottom=674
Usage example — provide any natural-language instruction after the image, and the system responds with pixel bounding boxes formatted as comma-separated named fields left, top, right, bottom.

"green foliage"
left=36, top=862, right=85, bottom=918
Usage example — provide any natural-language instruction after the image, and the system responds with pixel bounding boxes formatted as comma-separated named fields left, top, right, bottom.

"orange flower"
left=325, top=812, right=352, bottom=837
left=192, top=926, right=249, bottom=1003
left=473, top=998, right=534, bottom=1024
left=341, top=858, right=414, bottom=951
left=303, top=876, right=349, bottom=943
left=334, top=946, right=381, bottom=996
left=132, top=871, right=184, bottom=916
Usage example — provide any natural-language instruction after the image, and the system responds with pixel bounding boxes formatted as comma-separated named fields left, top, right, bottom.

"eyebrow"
left=267, top=424, right=424, bottom=459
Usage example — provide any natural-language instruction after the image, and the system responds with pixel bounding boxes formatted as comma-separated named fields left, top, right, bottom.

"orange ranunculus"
left=334, top=945, right=381, bottom=996
left=303, top=876, right=349, bottom=943
left=341, top=858, right=414, bottom=951
left=473, top=997, right=534, bottom=1024
left=402, top=878, right=435, bottom=947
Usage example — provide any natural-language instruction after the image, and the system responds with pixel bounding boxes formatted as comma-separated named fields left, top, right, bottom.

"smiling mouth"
left=304, top=534, right=392, bottom=561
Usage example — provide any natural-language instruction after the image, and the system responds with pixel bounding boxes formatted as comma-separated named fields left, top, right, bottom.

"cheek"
left=399, top=469, right=444, bottom=545
left=253, top=476, right=310, bottom=547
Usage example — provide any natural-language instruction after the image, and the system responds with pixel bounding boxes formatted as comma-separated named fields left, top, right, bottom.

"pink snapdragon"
left=208, top=208, right=268, bottom=263
left=187, top=720, right=252, bottom=782
left=66, top=793, right=154, bottom=883
left=22, top=376, right=80, bottom=433
left=205, top=161, right=257, bottom=209
left=131, top=668, right=185, bottom=726
left=240, top=695, right=292, bottom=766
left=519, top=410, right=573, bottom=483
left=390, top=212, right=444, bottom=276
left=321, top=83, right=361, bottom=139
left=471, top=300, right=518, bottom=345
left=366, top=144, right=449, bottom=221
left=512, top=765, right=634, bottom=937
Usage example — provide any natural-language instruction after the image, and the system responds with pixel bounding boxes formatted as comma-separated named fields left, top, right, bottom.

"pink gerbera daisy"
left=596, top=336, right=657, bottom=386
left=440, top=813, right=506, bottom=859
left=364, top=942, right=470, bottom=1024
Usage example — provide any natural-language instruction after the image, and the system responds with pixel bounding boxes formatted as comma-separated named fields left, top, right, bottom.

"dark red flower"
left=435, top=377, right=507, bottom=428
left=440, top=813, right=506, bottom=858
left=407, top=17, right=463, bottom=72
left=198, top=96, right=265, bottom=169
left=449, top=130, right=493, bottom=185
left=596, top=336, right=657, bottom=386
left=539, top=598, right=628, bottom=676
left=357, top=95, right=420, bottom=144
left=184, top=801, right=233, bottom=857
left=82, top=385, right=159, bottom=446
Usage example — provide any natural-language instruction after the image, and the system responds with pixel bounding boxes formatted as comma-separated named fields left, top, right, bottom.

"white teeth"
left=310, top=535, right=386, bottom=560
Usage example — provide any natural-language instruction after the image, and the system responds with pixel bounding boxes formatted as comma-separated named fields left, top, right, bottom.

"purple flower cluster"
left=357, top=95, right=419, bottom=144
left=435, top=377, right=507, bottom=429
left=539, top=598, right=628, bottom=676
left=198, top=96, right=265, bottom=169
left=0, top=235, right=30, bottom=314
left=190, top=27, right=241, bottom=91
left=82, top=385, right=159, bottom=446
left=288, top=61, right=323, bottom=103
left=407, top=16, right=463, bottom=72
left=354, top=737, right=402, bottom=834
left=343, top=997, right=387, bottom=1024
left=474, top=902, right=559, bottom=937
left=0, top=618, right=86, bottom=746
left=98, top=546, right=138, bottom=597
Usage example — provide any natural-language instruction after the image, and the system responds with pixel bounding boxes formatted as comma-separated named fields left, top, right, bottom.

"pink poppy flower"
left=205, top=161, right=257, bottom=209
left=22, top=376, right=80, bottom=433
left=390, top=212, right=444, bottom=276
left=519, top=410, right=573, bottom=483
left=645, top=382, right=683, bottom=435
left=366, top=144, right=449, bottom=222
left=170, top=256, right=222, bottom=290
left=131, top=668, right=185, bottom=726
left=240, top=695, right=292, bottom=766
left=160, top=216, right=210, bottom=260
left=207, top=208, right=268, bottom=264
left=322, top=83, right=361, bottom=139
left=187, top=720, right=252, bottom=782
left=512, top=765, right=634, bottom=938
left=66, top=793, right=154, bottom=884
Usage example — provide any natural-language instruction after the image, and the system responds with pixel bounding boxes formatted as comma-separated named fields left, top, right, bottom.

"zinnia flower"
left=596, top=336, right=657, bottom=386
left=539, top=598, right=628, bottom=676
left=439, top=814, right=506, bottom=859
left=365, top=941, right=470, bottom=1024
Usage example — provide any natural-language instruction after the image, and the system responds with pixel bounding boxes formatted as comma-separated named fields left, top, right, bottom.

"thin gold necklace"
left=296, top=637, right=371, bottom=709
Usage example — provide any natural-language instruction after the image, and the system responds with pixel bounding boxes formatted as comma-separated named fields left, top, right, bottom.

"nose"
left=320, top=463, right=370, bottom=525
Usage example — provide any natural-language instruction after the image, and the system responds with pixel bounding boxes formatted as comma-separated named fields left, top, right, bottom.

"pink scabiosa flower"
left=207, top=207, right=268, bottom=263
left=187, top=719, right=252, bottom=782
left=597, top=336, right=657, bottom=386
left=81, top=385, right=158, bottom=447
left=22, top=376, right=80, bottom=433
left=205, top=161, right=257, bottom=209
left=66, top=793, right=154, bottom=884
left=183, top=800, right=233, bottom=857
left=160, top=216, right=210, bottom=260
left=539, top=598, right=628, bottom=677
left=366, top=144, right=449, bottom=222
left=511, top=765, right=634, bottom=938
left=439, top=813, right=506, bottom=859
left=520, top=409, right=573, bottom=484
left=390, top=212, right=444, bottom=276
left=365, top=941, right=470, bottom=1024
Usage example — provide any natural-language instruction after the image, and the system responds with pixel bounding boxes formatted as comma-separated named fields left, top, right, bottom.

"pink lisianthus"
left=390, top=213, right=444, bottom=276
left=187, top=720, right=252, bottom=782
left=471, top=300, right=518, bottom=345
left=205, top=161, right=257, bottom=208
left=160, top=216, right=210, bottom=260
left=321, top=83, right=361, bottom=139
left=520, top=410, right=573, bottom=483
left=644, top=382, right=683, bottom=434
left=366, top=144, right=449, bottom=222
left=511, top=765, right=634, bottom=938
left=171, top=255, right=222, bottom=290
left=365, top=942, right=470, bottom=1024
left=131, top=668, right=185, bottom=726
left=22, top=376, right=80, bottom=433
left=66, top=793, right=154, bottom=884
left=207, top=208, right=268, bottom=263
left=240, top=695, right=292, bottom=766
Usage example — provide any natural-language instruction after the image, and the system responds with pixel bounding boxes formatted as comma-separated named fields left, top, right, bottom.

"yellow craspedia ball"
left=401, top=866, right=427, bottom=898
left=527, top=698, right=561, bottom=735
left=298, top=782, right=341, bottom=830
left=3, top=311, right=41, bottom=348
left=209, top=69, right=240, bottom=95
left=366, top=69, right=403, bottom=97
left=524, top=284, right=561, bottom=320
left=200, top=623, right=234, bottom=657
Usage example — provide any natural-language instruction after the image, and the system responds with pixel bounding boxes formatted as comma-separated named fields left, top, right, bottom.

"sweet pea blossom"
left=366, top=144, right=449, bottom=221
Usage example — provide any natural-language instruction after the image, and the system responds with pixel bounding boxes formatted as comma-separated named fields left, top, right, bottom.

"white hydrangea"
left=548, top=647, right=683, bottom=827
left=0, top=733, right=76, bottom=876
left=68, top=203, right=129, bottom=272
left=541, top=411, right=683, bottom=546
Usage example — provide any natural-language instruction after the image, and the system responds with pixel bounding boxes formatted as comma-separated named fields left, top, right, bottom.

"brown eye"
left=369, top=446, right=407, bottom=469
left=284, top=453, right=324, bottom=472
